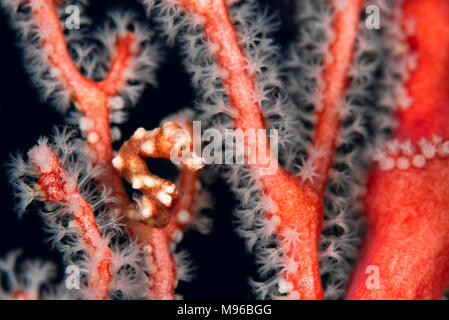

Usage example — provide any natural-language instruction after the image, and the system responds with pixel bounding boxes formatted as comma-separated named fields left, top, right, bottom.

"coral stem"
left=347, top=0, right=449, bottom=300
left=126, top=221, right=177, bottom=300
left=31, top=0, right=138, bottom=205
left=310, top=0, right=363, bottom=193
left=175, top=0, right=365, bottom=299
left=32, top=148, right=112, bottom=299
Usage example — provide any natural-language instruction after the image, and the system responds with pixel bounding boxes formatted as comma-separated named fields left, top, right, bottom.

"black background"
left=0, top=0, right=296, bottom=299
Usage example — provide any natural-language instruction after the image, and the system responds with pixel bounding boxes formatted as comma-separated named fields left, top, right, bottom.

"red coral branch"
left=171, top=0, right=362, bottom=299
left=126, top=222, right=176, bottom=300
left=347, top=0, right=449, bottom=300
left=29, top=144, right=112, bottom=299
left=31, top=0, right=138, bottom=205
left=309, top=0, right=363, bottom=193
left=167, top=165, right=201, bottom=232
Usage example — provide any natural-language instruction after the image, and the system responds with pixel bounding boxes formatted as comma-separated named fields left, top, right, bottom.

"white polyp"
left=262, top=196, right=279, bottom=213
left=49, top=67, right=62, bottom=78
left=107, top=96, right=125, bottom=110
left=323, top=52, right=334, bottom=66
left=420, top=143, right=436, bottom=159
left=412, top=154, right=426, bottom=168
left=64, top=175, right=78, bottom=193
left=68, top=219, right=77, bottom=229
left=313, top=99, right=324, bottom=113
left=399, top=140, right=414, bottom=155
left=143, top=244, right=153, bottom=254
left=177, top=210, right=191, bottom=224
left=283, top=256, right=299, bottom=276
left=133, top=127, right=146, bottom=139
left=438, top=141, right=449, bottom=157
left=67, top=200, right=83, bottom=218
left=112, top=155, right=123, bottom=170
left=379, top=157, right=395, bottom=171
left=208, top=42, right=220, bottom=55
left=29, top=145, right=53, bottom=173
left=87, top=132, right=99, bottom=144
left=189, top=11, right=207, bottom=27
left=171, top=230, right=183, bottom=243
left=220, top=67, right=230, bottom=80
left=386, top=139, right=400, bottom=154
left=169, top=242, right=176, bottom=253
left=396, top=85, right=413, bottom=110
left=143, top=176, right=156, bottom=187
left=372, top=148, right=385, bottom=162
left=432, top=135, right=443, bottom=145
left=148, top=263, right=157, bottom=274
left=270, top=215, right=281, bottom=228
left=417, top=137, right=427, bottom=148
left=109, top=110, right=127, bottom=124
left=79, top=117, right=94, bottom=132
left=157, top=192, right=172, bottom=206
left=111, top=126, right=122, bottom=142
left=422, top=147, right=436, bottom=159
left=278, top=278, right=293, bottom=294
left=132, top=177, right=143, bottom=189
left=141, top=141, right=155, bottom=154
left=396, top=157, right=410, bottom=170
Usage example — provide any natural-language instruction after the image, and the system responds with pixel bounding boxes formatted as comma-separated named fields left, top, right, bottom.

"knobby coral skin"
left=346, top=0, right=449, bottom=300
left=2, top=0, right=449, bottom=300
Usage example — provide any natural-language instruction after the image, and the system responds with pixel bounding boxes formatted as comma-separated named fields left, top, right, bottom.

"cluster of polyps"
left=373, top=136, right=449, bottom=171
